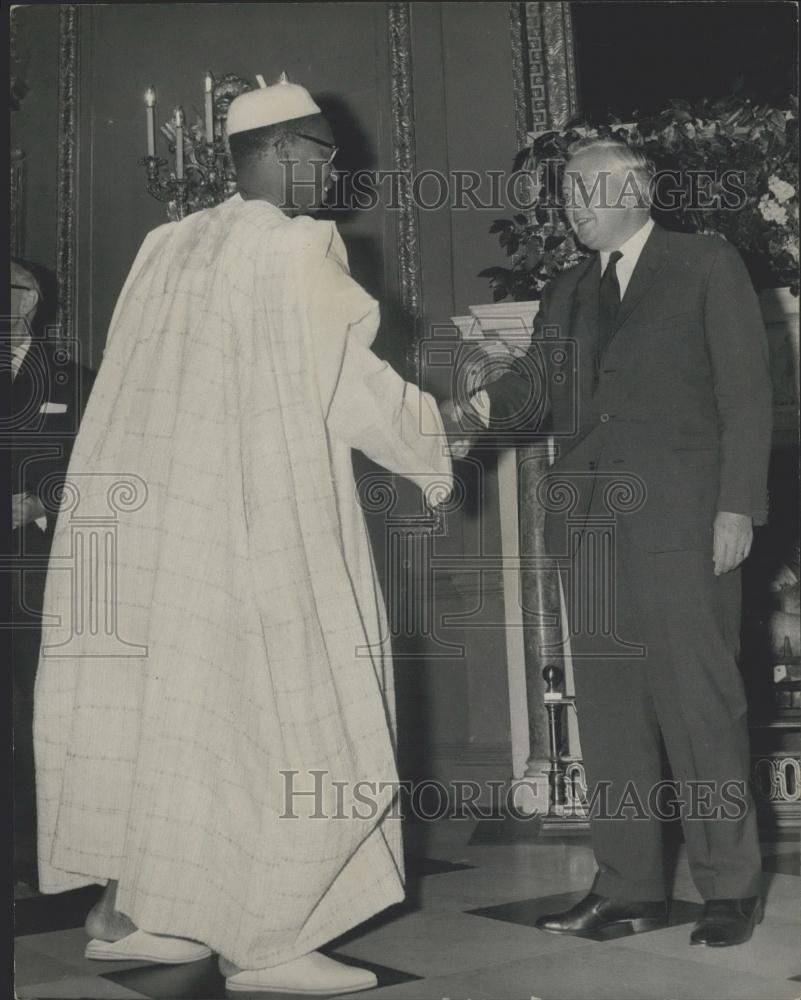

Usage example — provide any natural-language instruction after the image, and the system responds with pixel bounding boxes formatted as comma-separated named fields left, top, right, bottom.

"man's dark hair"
left=228, top=113, right=326, bottom=174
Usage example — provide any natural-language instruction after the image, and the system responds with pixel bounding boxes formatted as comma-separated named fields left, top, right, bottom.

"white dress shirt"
left=470, top=217, right=656, bottom=427
left=600, top=216, right=654, bottom=299
left=11, top=334, right=32, bottom=380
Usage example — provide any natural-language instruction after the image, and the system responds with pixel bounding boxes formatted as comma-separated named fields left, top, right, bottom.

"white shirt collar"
left=11, top=335, right=32, bottom=380
left=600, top=217, right=655, bottom=272
left=599, top=217, right=655, bottom=298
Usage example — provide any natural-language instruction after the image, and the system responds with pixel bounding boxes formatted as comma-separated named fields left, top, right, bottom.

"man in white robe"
left=34, top=75, right=454, bottom=995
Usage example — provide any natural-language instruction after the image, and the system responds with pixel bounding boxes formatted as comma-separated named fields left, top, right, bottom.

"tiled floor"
left=14, top=820, right=801, bottom=1000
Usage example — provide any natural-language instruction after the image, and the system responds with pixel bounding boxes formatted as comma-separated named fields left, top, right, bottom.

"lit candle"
left=144, top=86, right=156, bottom=157
left=174, top=106, right=184, bottom=179
left=204, top=72, right=214, bottom=143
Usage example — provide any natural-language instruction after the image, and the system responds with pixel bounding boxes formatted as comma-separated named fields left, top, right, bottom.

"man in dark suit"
left=444, top=138, right=772, bottom=946
left=10, top=259, right=95, bottom=887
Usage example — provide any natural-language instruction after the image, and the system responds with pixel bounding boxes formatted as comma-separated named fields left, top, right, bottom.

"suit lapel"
left=567, top=224, right=671, bottom=376
left=574, top=254, right=601, bottom=341
left=613, top=223, right=670, bottom=333
left=12, top=341, right=51, bottom=420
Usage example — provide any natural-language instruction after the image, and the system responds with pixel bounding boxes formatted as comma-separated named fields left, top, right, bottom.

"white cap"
left=227, top=71, right=321, bottom=135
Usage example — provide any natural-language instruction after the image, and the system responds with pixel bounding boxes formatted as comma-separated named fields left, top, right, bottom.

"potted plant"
left=475, top=92, right=798, bottom=420
left=480, top=92, right=798, bottom=303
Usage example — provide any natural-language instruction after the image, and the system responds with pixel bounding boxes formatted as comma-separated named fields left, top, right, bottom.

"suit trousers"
left=559, top=519, right=762, bottom=902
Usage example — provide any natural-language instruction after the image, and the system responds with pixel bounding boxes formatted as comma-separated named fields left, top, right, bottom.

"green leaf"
left=483, top=89, right=797, bottom=296
left=513, top=148, right=533, bottom=172
left=478, top=266, right=512, bottom=279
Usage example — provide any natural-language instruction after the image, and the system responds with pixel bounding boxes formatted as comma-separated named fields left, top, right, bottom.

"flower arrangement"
left=481, top=93, right=798, bottom=300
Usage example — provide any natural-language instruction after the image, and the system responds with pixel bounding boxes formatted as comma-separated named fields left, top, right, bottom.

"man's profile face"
left=10, top=264, right=39, bottom=346
left=280, top=117, right=337, bottom=213
left=562, top=149, right=649, bottom=252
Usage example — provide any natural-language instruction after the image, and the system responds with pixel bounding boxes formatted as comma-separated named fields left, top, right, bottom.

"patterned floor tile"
left=468, top=812, right=548, bottom=844
left=342, top=968, right=500, bottom=999
left=434, top=839, right=598, bottom=877
left=399, top=820, right=478, bottom=860
left=102, top=953, right=420, bottom=1000
left=14, top=940, right=87, bottom=989
left=13, top=821, right=800, bottom=1000
left=408, top=866, right=593, bottom=912
left=463, top=943, right=801, bottom=1000
left=619, top=912, right=801, bottom=981
left=759, top=872, right=801, bottom=920
left=100, top=956, right=225, bottom=1000
left=16, top=973, right=150, bottom=999
left=762, top=852, right=801, bottom=876
left=16, top=927, right=156, bottom=977
left=404, top=856, right=474, bottom=877
left=468, top=890, right=702, bottom=941
left=333, top=907, right=597, bottom=978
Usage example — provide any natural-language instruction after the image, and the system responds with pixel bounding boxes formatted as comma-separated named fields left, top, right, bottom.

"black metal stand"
left=540, top=665, right=590, bottom=835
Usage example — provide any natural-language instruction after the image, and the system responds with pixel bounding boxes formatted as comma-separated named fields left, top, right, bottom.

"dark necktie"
left=597, top=249, right=623, bottom=362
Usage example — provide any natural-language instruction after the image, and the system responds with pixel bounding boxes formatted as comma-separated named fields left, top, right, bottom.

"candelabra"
left=139, top=73, right=253, bottom=221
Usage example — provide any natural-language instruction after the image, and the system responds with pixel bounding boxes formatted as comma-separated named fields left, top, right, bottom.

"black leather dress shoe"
left=690, top=897, right=763, bottom=947
left=535, top=892, right=669, bottom=935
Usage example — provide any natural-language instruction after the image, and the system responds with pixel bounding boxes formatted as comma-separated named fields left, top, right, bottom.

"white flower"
left=768, top=175, right=796, bottom=204
left=785, top=238, right=800, bottom=264
left=760, top=194, right=789, bottom=226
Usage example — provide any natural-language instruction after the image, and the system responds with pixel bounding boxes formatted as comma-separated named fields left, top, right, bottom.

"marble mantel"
left=452, top=301, right=583, bottom=818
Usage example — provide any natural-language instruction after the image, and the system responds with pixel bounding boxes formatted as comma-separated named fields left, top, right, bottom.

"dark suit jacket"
left=483, top=224, right=773, bottom=552
left=11, top=339, right=95, bottom=558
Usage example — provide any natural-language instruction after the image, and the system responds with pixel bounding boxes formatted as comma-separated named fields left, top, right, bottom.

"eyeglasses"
left=291, top=132, right=338, bottom=166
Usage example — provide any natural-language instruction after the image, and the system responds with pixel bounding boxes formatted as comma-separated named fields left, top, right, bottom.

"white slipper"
left=85, top=929, right=211, bottom=963
left=225, top=950, right=378, bottom=995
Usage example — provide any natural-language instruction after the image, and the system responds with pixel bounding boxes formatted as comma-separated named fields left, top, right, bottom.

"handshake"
left=438, top=394, right=487, bottom=459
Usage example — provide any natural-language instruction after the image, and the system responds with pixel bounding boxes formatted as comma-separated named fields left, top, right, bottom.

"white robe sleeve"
left=102, top=222, right=175, bottom=355
left=304, top=226, right=453, bottom=499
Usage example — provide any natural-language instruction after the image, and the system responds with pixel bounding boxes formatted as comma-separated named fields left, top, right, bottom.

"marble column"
left=508, top=0, right=581, bottom=815
left=517, top=444, right=565, bottom=807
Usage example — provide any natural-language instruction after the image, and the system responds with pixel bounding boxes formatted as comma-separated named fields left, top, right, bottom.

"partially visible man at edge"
left=33, top=75, right=453, bottom=995
left=10, top=259, right=95, bottom=889
left=447, top=138, right=772, bottom=949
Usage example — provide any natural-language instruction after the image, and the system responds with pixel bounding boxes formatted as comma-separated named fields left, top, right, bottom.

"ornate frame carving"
left=387, top=2, right=422, bottom=377
left=10, top=152, right=26, bottom=257
left=508, top=2, right=531, bottom=149
left=509, top=2, right=580, bottom=138
left=56, top=4, right=79, bottom=347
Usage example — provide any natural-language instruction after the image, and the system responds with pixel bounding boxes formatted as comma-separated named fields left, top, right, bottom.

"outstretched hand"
left=439, top=399, right=476, bottom=459
left=713, top=511, right=753, bottom=575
